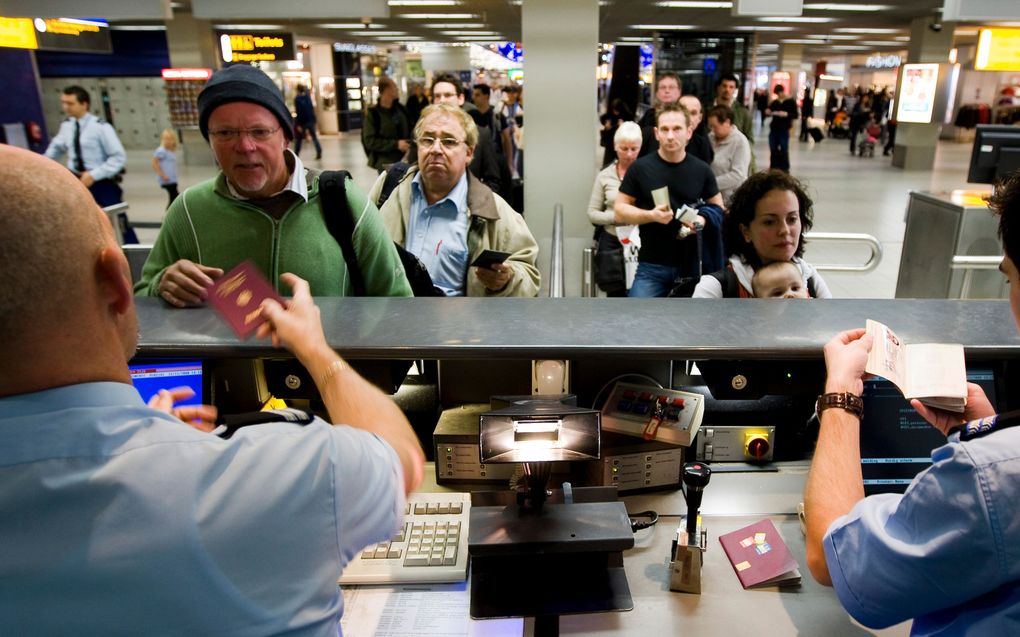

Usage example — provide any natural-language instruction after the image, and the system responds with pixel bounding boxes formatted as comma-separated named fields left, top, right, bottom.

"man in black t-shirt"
left=766, top=84, right=798, bottom=172
left=615, top=102, right=723, bottom=298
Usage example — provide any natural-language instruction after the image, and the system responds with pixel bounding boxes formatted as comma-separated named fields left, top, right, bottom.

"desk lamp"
left=468, top=385, right=635, bottom=636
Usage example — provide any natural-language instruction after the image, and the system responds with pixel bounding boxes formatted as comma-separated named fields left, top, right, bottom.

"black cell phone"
left=470, top=250, right=511, bottom=269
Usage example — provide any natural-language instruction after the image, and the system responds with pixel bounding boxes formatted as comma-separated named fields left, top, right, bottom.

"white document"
left=864, top=319, right=967, bottom=412
left=340, top=583, right=523, bottom=637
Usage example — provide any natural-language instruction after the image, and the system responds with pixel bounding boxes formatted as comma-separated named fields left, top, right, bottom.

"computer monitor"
left=859, top=368, right=997, bottom=495
left=967, top=124, right=1020, bottom=185
left=128, top=359, right=205, bottom=406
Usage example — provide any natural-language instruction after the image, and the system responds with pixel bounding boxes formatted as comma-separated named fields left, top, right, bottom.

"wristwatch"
left=816, top=392, right=864, bottom=419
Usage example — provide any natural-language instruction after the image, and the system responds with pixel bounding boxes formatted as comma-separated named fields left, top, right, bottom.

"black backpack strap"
left=807, top=274, right=818, bottom=298
left=378, top=161, right=411, bottom=207
left=709, top=267, right=741, bottom=298
left=318, top=170, right=367, bottom=296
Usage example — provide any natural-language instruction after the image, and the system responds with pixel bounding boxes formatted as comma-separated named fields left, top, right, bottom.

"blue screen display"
left=128, top=361, right=203, bottom=406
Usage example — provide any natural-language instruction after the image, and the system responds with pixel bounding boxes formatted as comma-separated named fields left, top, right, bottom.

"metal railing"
left=803, top=231, right=883, bottom=273
left=951, top=255, right=1003, bottom=299
left=549, top=204, right=565, bottom=298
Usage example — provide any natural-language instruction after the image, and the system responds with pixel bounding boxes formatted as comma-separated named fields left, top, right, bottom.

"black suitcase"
left=809, top=127, right=824, bottom=142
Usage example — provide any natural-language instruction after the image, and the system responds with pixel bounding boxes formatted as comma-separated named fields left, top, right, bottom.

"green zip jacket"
left=134, top=171, right=412, bottom=298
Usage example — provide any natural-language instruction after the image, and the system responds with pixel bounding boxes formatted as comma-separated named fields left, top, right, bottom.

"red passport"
left=206, top=261, right=285, bottom=339
left=718, top=519, right=801, bottom=589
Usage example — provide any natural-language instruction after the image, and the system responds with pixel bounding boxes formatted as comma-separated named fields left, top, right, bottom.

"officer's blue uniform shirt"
left=823, top=426, right=1020, bottom=635
left=44, top=112, right=126, bottom=182
left=0, top=382, right=405, bottom=636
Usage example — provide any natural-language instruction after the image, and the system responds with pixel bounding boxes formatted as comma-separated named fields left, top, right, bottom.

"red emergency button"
left=672, top=397, right=685, bottom=408
left=639, top=392, right=653, bottom=402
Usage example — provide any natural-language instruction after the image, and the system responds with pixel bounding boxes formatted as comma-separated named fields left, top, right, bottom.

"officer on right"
left=804, top=171, right=1020, bottom=634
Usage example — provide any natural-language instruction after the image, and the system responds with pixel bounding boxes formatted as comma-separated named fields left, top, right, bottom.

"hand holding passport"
left=206, top=261, right=285, bottom=339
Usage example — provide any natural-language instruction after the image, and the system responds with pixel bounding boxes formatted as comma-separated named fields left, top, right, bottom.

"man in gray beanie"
left=136, top=64, right=412, bottom=304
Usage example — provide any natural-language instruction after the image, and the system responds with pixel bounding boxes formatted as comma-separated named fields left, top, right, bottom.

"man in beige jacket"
left=377, top=104, right=540, bottom=297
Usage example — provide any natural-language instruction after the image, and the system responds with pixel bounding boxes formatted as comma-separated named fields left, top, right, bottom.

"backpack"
left=377, top=160, right=412, bottom=207
left=318, top=170, right=444, bottom=297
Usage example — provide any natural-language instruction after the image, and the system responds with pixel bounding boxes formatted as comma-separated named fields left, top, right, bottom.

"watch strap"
left=816, top=392, right=864, bottom=419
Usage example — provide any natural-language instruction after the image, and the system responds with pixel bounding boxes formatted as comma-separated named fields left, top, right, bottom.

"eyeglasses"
left=208, top=127, right=280, bottom=143
left=417, top=136, right=464, bottom=150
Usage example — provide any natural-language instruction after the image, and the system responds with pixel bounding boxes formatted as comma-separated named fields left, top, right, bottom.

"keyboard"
left=338, top=491, right=471, bottom=585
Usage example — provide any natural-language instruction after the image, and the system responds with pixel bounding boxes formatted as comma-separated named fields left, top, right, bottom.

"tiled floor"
left=119, top=123, right=992, bottom=299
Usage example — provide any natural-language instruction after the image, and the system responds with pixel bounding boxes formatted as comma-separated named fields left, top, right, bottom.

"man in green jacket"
left=377, top=104, right=540, bottom=297
left=135, top=65, right=411, bottom=305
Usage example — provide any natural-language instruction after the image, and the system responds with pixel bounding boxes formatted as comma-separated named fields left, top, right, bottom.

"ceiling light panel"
left=631, top=24, right=697, bottom=29
left=833, top=27, right=901, bottom=33
left=399, top=13, right=478, bottom=18
left=656, top=1, right=732, bottom=7
left=802, top=3, right=891, bottom=10
left=757, top=16, right=836, bottom=22
left=388, top=0, right=459, bottom=5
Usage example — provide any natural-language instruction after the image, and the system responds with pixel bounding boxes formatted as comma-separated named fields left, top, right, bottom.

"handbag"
left=594, top=231, right=626, bottom=294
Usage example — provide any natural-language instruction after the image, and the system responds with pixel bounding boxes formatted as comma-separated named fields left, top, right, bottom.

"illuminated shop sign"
left=976, top=28, right=1020, bottom=72
left=162, top=67, right=213, bottom=80
left=217, top=31, right=295, bottom=63
left=0, top=16, right=111, bottom=53
left=865, top=54, right=901, bottom=69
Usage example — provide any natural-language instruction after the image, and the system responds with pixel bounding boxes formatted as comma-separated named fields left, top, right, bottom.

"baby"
left=752, top=261, right=811, bottom=299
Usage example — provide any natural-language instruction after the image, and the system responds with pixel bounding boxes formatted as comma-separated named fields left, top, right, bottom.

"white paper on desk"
left=339, top=583, right=523, bottom=637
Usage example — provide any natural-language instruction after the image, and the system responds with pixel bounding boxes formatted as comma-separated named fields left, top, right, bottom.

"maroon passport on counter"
left=718, top=519, right=801, bottom=589
left=206, top=261, right=285, bottom=339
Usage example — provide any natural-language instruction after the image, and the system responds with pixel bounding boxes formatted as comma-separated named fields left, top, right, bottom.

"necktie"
left=73, top=120, right=85, bottom=174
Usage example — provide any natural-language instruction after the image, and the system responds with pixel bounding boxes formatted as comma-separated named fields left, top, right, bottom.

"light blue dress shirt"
left=824, top=427, right=1020, bottom=635
left=44, top=112, right=126, bottom=182
left=406, top=171, right=471, bottom=296
left=0, top=382, right=404, bottom=636
left=154, top=146, right=177, bottom=185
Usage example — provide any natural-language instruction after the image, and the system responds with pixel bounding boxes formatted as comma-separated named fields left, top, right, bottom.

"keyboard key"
left=405, top=554, right=429, bottom=566
left=387, top=547, right=402, bottom=559
left=450, top=502, right=463, bottom=514
left=427, top=503, right=439, bottom=514
left=438, top=503, right=451, bottom=514
left=443, top=545, right=458, bottom=566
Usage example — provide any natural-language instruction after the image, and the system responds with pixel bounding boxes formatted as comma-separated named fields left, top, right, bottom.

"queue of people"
left=15, top=63, right=1020, bottom=635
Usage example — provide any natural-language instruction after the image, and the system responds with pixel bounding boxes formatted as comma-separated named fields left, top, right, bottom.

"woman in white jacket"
left=692, top=170, right=831, bottom=298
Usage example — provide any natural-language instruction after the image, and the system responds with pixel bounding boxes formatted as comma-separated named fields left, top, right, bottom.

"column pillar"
left=522, top=0, right=599, bottom=297
left=778, top=43, right=804, bottom=99
left=892, top=16, right=954, bottom=170
left=165, top=8, right=219, bottom=165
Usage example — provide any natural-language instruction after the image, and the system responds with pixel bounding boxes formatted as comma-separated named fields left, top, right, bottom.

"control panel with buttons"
left=600, top=382, right=705, bottom=446
left=694, top=425, right=776, bottom=462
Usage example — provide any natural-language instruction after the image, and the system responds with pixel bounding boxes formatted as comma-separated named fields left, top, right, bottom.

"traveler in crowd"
left=799, top=85, right=815, bottom=143
left=378, top=104, right=540, bottom=297
left=363, top=77, right=411, bottom=173
left=755, top=88, right=769, bottom=126
left=600, top=97, right=635, bottom=167
left=0, top=143, right=425, bottom=635
left=588, top=121, right=642, bottom=297
left=44, top=85, right=128, bottom=210
left=706, top=105, right=752, bottom=207
left=292, top=84, right=322, bottom=161
left=135, top=65, right=411, bottom=305
left=765, top=84, right=798, bottom=172
left=804, top=171, right=1020, bottom=635
left=849, top=93, right=873, bottom=156
left=615, top=102, right=724, bottom=298
left=692, top=170, right=831, bottom=298
left=405, top=82, right=429, bottom=129
left=152, top=128, right=179, bottom=209
left=679, top=95, right=714, bottom=165
left=638, top=71, right=682, bottom=157
left=498, top=84, right=524, bottom=181
left=707, top=74, right=754, bottom=147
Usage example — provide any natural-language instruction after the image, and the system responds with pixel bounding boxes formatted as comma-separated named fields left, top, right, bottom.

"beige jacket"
left=378, top=168, right=541, bottom=297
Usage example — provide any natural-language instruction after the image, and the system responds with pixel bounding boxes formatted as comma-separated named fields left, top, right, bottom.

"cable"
left=628, top=510, right=659, bottom=533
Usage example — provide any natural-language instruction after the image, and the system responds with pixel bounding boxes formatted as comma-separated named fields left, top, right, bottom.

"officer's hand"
left=147, top=387, right=218, bottom=433
left=822, top=328, right=873, bottom=397
left=158, top=259, right=224, bottom=307
left=256, top=273, right=329, bottom=362
left=80, top=171, right=95, bottom=188
left=475, top=263, right=511, bottom=292
left=911, top=383, right=997, bottom=436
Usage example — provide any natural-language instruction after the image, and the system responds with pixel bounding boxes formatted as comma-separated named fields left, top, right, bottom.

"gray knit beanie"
left=198, top=64, right=294, bottom=140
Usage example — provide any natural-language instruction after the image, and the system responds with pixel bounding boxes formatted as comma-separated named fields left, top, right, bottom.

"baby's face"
left=754, top=264, right=810, bottom=299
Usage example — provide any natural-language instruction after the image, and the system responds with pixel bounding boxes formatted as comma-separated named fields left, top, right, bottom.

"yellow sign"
left=0, top=17, right=37, bottom=50
left=218, top=31, right=295, bottom=63
left=976, top=28, right=1020, bottom=72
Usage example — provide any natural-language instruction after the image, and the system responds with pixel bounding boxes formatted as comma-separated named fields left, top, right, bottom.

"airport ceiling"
left=125, top=0, right=991, bottom=59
